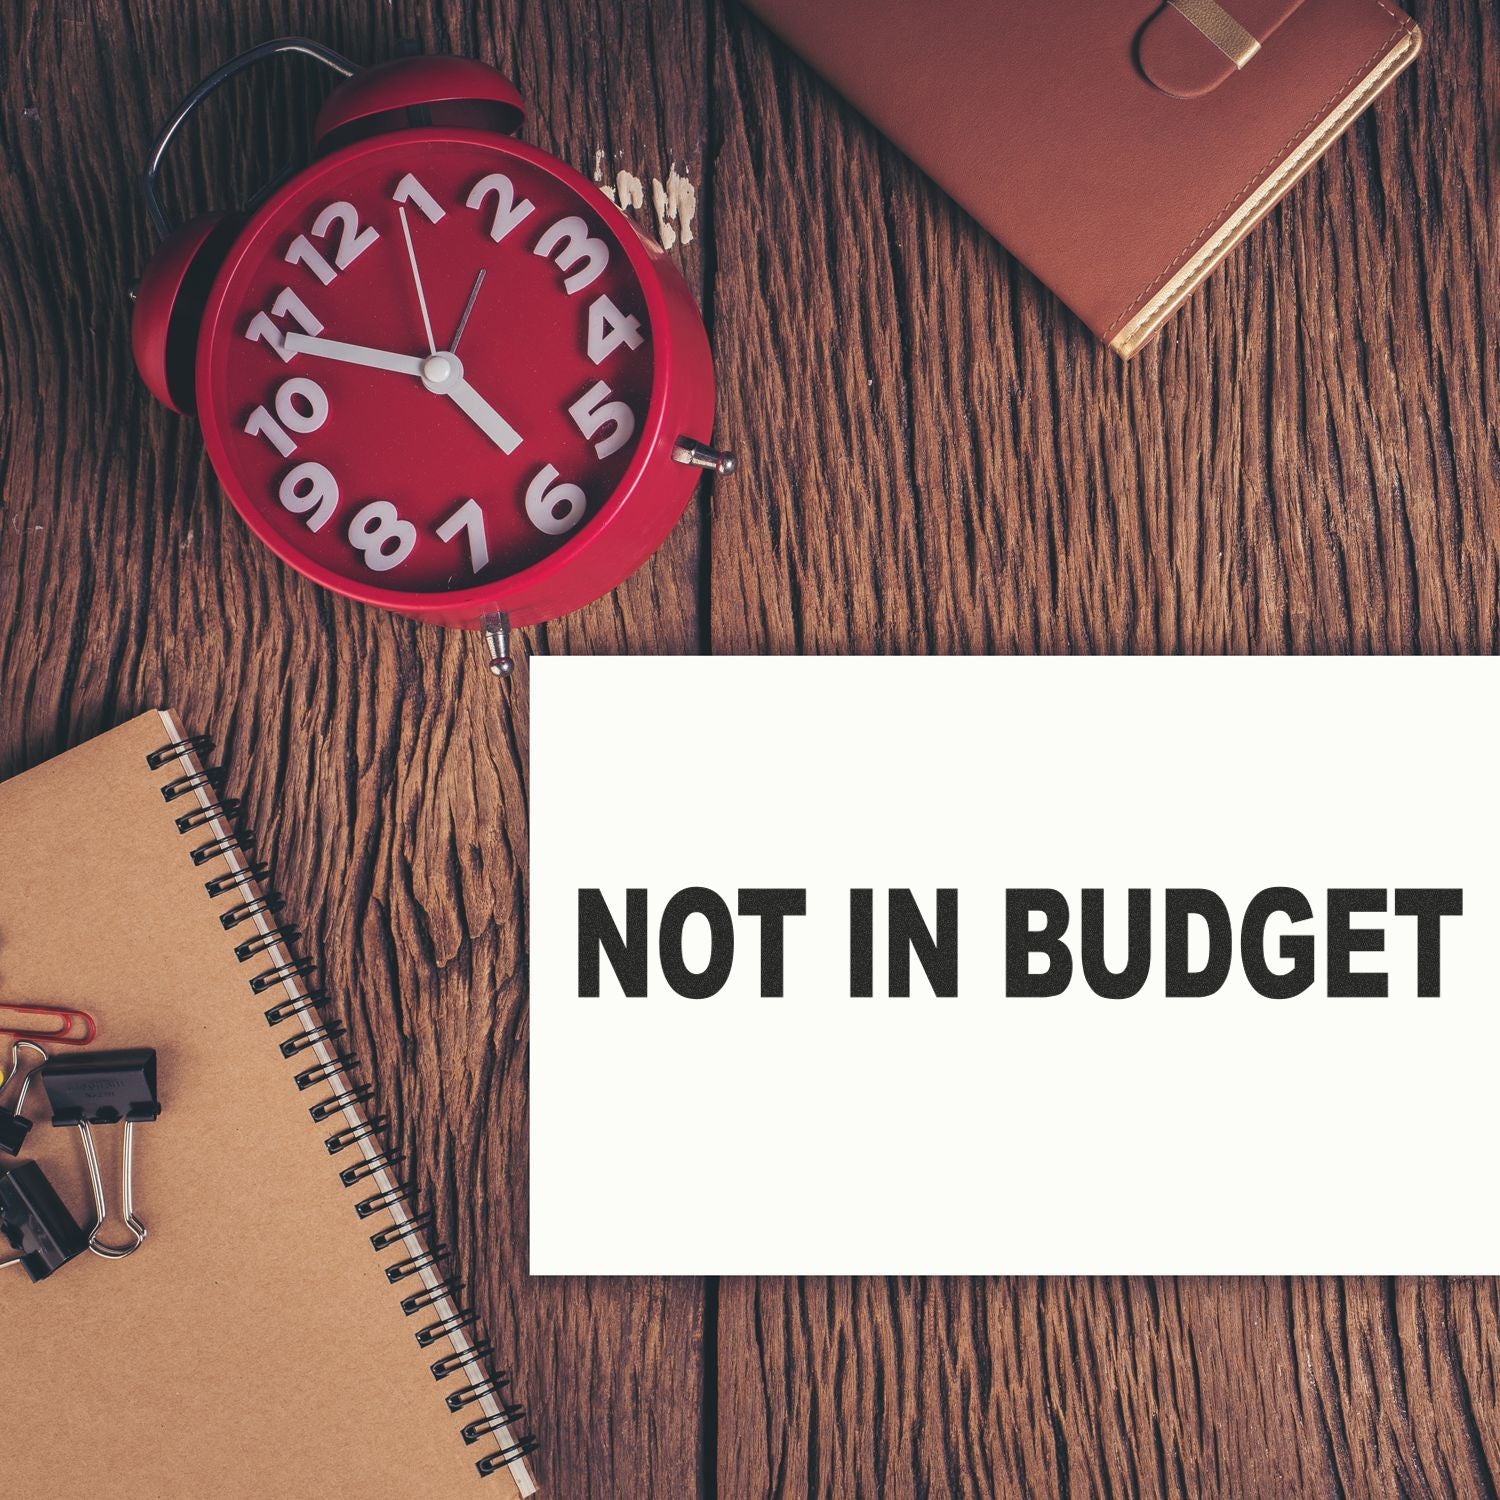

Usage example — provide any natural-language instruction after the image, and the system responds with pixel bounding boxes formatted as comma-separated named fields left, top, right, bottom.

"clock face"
left=197, top=132, right=659, bottom=603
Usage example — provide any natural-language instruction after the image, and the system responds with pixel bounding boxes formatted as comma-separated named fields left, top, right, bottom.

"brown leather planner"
left=743, top=0, right=1420, bottom=355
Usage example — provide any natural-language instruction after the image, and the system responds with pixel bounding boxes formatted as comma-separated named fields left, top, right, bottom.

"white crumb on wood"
left=592, top=150, right=644, bottom=212
left=593, top=148, right=615, bottom=201
left=615, top=171, right=644, bottom=212
left=650, top=178, right=672, bottom=248
left=651, top=165, right=697, bottom=250
left=593, top=150, right=697, bottom=252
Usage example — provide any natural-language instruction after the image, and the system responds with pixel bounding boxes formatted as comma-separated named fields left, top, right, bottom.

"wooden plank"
left=718, top=1276, right=1500, bottom=1497
left=709, top=0, right=1500, bottom=1495
left=0, top=2, right=714, bottom=1494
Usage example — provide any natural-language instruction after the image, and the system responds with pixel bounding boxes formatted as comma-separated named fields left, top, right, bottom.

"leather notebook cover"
left=742, top=0, right=1420, bottom=354
left=0, top=713, right=535, bottom=1497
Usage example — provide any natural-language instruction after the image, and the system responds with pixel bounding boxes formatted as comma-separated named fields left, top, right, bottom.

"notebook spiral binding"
left=145, top=733, right=539, bottom=1487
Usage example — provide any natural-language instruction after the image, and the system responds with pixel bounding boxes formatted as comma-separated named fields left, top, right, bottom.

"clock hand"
left=449, top=269, right=486, bottom=356
left=283, top=335, right=521, bottom=451
left=414, top=348, right=522, bottom=454
left=286, top=211, right=513, bottom=453
left=282, top=334, right=426, bottom=376
left=443, top=373, right=524, bottom=455
left=397, top=203, right=438, bottom=356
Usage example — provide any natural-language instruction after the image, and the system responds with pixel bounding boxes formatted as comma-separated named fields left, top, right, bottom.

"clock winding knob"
left=672, top=438, right=736, bottom=476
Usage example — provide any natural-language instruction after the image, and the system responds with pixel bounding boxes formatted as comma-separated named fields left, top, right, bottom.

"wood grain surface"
left=0, top=2, right=1495, bottom=1497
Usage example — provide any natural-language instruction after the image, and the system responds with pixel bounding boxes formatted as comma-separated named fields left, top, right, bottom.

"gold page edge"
left=1109, top=23, right=1422, bottom=359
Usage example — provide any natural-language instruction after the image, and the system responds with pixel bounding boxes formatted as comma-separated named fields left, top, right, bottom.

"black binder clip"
left=42, top=1048, right=161, bottom=1259
left=0, top=1041, right=48, bottom=1155
left=0, top=1162, right=88, bottom=1281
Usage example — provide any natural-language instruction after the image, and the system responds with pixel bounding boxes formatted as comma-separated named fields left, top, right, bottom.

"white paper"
left=530, top=656, right=1499, bottom=1274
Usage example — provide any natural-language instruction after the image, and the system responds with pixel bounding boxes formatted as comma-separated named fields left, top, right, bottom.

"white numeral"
left=465, top=173, right=535, bottom=243
left=244, top=288, right=324, bottom=362
left=244, top=407, right=295, bottom=459
left=534, top=215, right=608, bottom=294
left=568, top=380, right=635, bottom=460
left=436, top=497, right=490, bottom=573
left=348, top=500, right=417, bottom=572
left=586, top=293, right=644, bottom=365
left=284, top=235, right=335, bottom=285
left=286, top=201, right=380, bottom=283
left=276, top=376, right=328, bottom=432
left=278, top=461, right=339, bottom=532
left=314, top=200, right=380, bottom=267
left=243, top=376, right=328, bottom=458
left=525, top=464, right=587, bottom=536
left=392, top=172, right=445, bottom=223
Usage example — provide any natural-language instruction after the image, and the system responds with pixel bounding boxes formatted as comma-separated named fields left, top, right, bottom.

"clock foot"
left=481, top=611, right=515, bottom=679
left=672, top=438, right=736, bottom=476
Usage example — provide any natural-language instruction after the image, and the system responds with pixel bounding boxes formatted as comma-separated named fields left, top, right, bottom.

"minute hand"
left=283, top=334, right=426, bottom=376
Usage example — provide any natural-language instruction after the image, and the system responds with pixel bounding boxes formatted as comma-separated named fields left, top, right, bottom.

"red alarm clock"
left=132, top=39, right=733, bottom=676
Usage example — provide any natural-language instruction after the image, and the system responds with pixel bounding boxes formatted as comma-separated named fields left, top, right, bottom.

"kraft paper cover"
left=0, top=711, right=529, bottom=1499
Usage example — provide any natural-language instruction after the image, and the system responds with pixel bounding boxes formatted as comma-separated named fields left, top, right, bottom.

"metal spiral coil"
left=147, top=733, right=536, bottom=1483
left=357, top=1181, right=415, bottom=1219
left=176, top=797, right=242, bottom=835
left=308, top=1083, right=374, bottom=1123
left=416, top=1311, right=479, bottom=1348
left=205, top=862, right=269, bottom=899
left=249, top=957, right=315, bottom=994
left=400, top=1277, right=464, bottom=1316
left=146, top=735, right=212, bottom=770
left=462, top=1406, right=527, bottom=1444
left=235, top=925, right=300, bottom=962
left=325, top=1116, right=385, bottom=1155
left=159, top=767, right=224, bottom=803
left=266, top=990, right=325, bottom=1027
left=431, top=1340, right=492, bottom=1380
left=447, top=1373, right=510, bottom=1412
left=339, top=1148, right=402, bottom=1187
left=191, top=830, right=254, bottom=866
left=372, top=1210, right=435, bottom=1253
left=282, top=1022, right=345, bottom=1059
left=386, top=1246, right=449, bottom=1284
left=220, top=890, right=280, bottom=929
left=294, top=1053, right=357, bottom=1090
left=478, top=1437, right=540, bottom=1475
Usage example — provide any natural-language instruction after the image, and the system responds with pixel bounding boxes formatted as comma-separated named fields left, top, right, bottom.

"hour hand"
left=417, top=350, right=524, bottom=455
left=282, top=334, right=426, bottom=377
left=444, top=376, right=524, bottom=456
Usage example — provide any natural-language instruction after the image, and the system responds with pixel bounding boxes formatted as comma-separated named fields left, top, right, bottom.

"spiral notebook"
left=0, top=711, right=536, bottom=1497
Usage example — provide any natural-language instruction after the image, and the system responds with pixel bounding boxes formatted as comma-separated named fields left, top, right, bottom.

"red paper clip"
left=0, top=1003, right=97, bottom=1047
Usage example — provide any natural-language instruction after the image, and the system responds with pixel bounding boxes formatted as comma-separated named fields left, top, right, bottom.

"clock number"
left=465, top=173, right=535, bottom=244
left=534, top=216, right=609, bottom=294
left=313, top=199, right=381, bottom=266
left=586, top=293, right=644, bottom=365
left=525, top=464, right=587, bottom=537
left=568, top=380, right=636, bottom=460
left=245, top=407, right=296, bottom=459
left=436, top=497, right=490, bottom=573
left=243, top=376, right=329, bottom=458
left=284, top=235, right=336, bottom=286
left=348, top=500, right=417, bottom=573
left=244, top=288, right=324, bottom=362
left=392, top=172, right=445, bottom=223
left=278, top=461, right=340, bottom=532
left=285, top=201, right=380, bottom=284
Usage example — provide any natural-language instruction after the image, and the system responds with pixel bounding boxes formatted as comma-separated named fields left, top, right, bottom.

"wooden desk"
left=1, top=2, right=1495, bottom=1493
